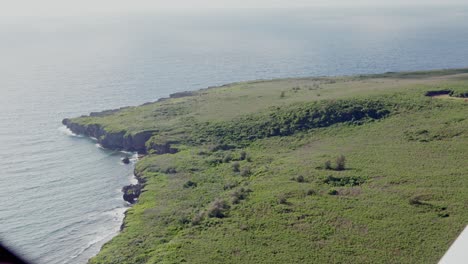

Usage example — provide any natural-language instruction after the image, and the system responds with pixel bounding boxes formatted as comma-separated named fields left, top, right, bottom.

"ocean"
left=1, top=7, right=468, bottom=263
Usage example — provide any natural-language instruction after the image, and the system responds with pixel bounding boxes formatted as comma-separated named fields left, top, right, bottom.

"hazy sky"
left=3, top=0, right=467, bottom=18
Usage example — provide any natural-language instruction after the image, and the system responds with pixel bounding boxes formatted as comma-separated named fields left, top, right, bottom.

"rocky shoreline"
left=62, top=118, right=151, bottom=221
left=62, top=118, right=154, bottom=154
left=62, top=109, right=182, bottom=210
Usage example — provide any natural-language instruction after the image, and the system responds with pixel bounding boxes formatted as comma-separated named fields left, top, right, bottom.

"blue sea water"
left=1, top=7, right=468, bottom=263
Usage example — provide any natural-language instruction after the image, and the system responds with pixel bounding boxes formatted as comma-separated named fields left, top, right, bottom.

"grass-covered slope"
left=68, top=69, right=468, bottom=264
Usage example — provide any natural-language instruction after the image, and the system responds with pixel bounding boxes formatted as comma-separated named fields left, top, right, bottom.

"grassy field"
left=71, top=69, right=468, bottom=263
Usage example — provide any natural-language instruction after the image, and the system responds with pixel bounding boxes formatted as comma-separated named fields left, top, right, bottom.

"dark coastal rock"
left=134, top=168, right=147, bottom=184
left=62, top=118, right=156, bottom=154
left=122, top=157, right=130, bottom=164
left=122, top=184, right=142, bottom=204
left=120, top=211, right=128, bottom=231
left=169, top=91, right=195, bottom=98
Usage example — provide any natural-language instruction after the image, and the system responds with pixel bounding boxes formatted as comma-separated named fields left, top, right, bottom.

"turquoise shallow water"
left=1, top=7, right=468, bottom=263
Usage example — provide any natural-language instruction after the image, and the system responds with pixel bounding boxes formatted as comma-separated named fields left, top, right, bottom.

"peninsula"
left=64, top=69, right=468, bottom=263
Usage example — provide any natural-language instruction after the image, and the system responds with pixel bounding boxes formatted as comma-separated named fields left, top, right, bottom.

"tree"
left=336, top=155, right=346, bottom=171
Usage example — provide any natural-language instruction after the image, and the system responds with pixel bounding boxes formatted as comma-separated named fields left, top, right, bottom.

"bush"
left=210, top=144, right=236, bottom=152
left=240, top=151, right=247, bottom=160
left=328, top=188, right=339, bottom=195
left=195, top=98, right=391, bottom=144
left=277, top=194, right=288, bottom=204
left=231, top=187, right=252, bottom=204
left=207, top=157, right=222, bottom=166
left=178, top=216, right=190, bottom=225
left=280, top=91, right=286, bottom=98
left=191, top=212, right=205, bottom=225
left=223, top=182, right=238, bottom=190
left=240, top=167, right=251, bottom=177
left=324, top=160, right=332, bottom=170
left=223, top=153, right=233, bottom=163
left=451, top=90, right=468, bottom=98
left=207, top=199, right=230, bottom=218
left=336, top=155, right=346, bottom=171
left=165, top=167, right=177, bottom=174
left=293, top=175, right=305, bottom=183
left=324, top=175, right=364, bottom=187
left=306, top=189, right=316, bottom=196
left=232, top=162, right=240, bottom=172
left=183, top=180, right=197, bottom=188
left=424, top=89, right=451, bottom=97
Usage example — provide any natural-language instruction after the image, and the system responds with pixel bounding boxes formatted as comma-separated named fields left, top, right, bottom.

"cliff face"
left=62, top=118, right=154, bottom=154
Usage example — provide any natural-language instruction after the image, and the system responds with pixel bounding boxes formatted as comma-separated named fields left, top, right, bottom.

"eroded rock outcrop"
left=122, top=157, right=130, bottom=164
left=121, top=167, right=148, bottom=207
left=62, top=118, right=155, bottom=154
left=122, top=184, right=142, bottom=204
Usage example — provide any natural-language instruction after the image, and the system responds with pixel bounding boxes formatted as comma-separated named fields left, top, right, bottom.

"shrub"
left=277, top=194, right=288, bottom=204
left=231, top=195, right=240, bottom=205
left=165, top=167, right=177, bottom=174
left=232, top=162, right=240, bottom=172
left=223, top=153, right=233, bottom=163
left=207, top=157, right=222, bottom=166
left=280, top=91, right=286, bottom=98
left=240, top=151, right=247, bottom=160
left=207, top=199, right=230, bottom=218
left=195, top=98, right=391, bottom=144
left=336, top=155, right=346, bottom=171
left=183, top=180, right=197, bottom=188
left=306, top=189, right=316, bottom=196
left=178, top=216, right=190, bottom=225
left=324, top=175, right=364, bottom=187
left=424, top=89, right=451, bottom=97
left=328, top=188, right=339, bottom=195
left=231, top=187, right=252, bottom=204
left=223, top=182, right=239, bottom=190
left=438, top=212, right=450, bottom=218
left=451, top=90, right=468, bottom=98
left=324, top=160, right=332, bottom=170
left=191, top=212, right=205, bottom=225
left=294, top=175, right=305, bottom=183
left=240, top=167, right=251, bottom=177
left=210, top=144, right=237, bottom=152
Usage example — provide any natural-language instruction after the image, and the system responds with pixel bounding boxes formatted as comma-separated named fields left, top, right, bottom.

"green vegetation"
left=74, top=69, right=468, bottom=264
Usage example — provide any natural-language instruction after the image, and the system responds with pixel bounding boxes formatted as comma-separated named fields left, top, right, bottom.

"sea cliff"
left=62, top=119, right=153, bottom=154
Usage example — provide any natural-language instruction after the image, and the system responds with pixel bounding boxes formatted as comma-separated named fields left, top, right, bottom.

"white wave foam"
left=95, top=143, right=104, bottom=149
left=68, top=207, right=127, bottom=262
left=102, top=207, right=127, bottom=220
left=58, top=126, right=82, bottom=137
left=129, top=174, right=138, bottom=185
left=120, top=151, right=138, bottom=160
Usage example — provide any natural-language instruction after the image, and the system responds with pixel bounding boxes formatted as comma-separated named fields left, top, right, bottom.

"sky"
left=2, top=0, right=467, bottom=18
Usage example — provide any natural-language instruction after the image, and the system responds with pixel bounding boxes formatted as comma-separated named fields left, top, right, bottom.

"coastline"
left=60, top=125, right=143, bottom=261
left=62, top=68, right=468, bottom=263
